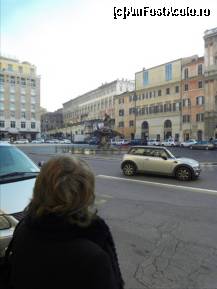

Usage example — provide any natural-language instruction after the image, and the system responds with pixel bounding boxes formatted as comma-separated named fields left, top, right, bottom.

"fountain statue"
left=92, top=113, right=123, bottom=148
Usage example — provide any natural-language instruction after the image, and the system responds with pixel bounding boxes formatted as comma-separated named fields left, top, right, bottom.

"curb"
left=28, top=152, right=217, bottom=164
left=28, top=152, right=122, bottom=160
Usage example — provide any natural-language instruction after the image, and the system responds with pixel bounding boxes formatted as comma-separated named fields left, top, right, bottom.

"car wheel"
left=175, top=167, right=192, bottom=181
left=122, top=162, right=136, bottom=176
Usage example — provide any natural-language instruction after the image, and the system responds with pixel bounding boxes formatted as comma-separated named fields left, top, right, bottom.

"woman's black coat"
left=8, top=214, right=124, bottom=289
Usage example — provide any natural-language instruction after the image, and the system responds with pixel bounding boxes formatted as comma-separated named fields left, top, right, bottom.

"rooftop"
left=204, top=27, right=217, bottom=39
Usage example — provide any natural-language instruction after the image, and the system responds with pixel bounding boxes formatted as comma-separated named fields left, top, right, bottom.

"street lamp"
left=133, top=92, right=137, bottom=139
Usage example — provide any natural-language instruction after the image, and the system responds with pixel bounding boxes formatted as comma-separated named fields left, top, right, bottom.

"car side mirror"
left=161, top=156, right=167, bottom=160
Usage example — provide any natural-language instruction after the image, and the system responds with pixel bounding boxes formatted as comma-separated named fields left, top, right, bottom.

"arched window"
left=164, top=120, right=172, bottom=128
left=142, top=121, right=149, bottom=129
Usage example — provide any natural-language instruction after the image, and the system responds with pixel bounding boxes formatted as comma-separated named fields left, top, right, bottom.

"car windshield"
left=165, top=149, right=175, bottom=158
left=0, top=146, right=40, bottom=177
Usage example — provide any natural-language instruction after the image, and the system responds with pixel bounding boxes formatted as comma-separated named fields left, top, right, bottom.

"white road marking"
left=97, top=175, right=217, bottom=196
left=94, top=193, right=113, bottom=206
left=97, top=193, right=113, bottom=199
left=95, top=199, right=107, bottom=205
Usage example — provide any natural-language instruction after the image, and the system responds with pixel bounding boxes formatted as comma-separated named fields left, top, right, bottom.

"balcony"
left=204, top=71, right=217, bottom=82
left=8, top=128, right=19, bottom=134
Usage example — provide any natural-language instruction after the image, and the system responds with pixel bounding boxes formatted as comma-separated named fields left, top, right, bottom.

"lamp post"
left=134, top=69, right=137, bottom=140
left=134, top=92, right=137, bottom=139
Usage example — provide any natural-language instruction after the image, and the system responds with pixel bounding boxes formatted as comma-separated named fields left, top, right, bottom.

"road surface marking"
left=94, top=193, right=113, bottom=206
left=95, top=199, right=107, bottom=205
left=97, top=175, right=217, bottom=196
left=97, top=194, right=113, bottom=199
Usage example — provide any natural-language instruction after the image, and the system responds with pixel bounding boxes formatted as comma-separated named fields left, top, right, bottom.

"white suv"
left=0, top=142, right=39, bottom=256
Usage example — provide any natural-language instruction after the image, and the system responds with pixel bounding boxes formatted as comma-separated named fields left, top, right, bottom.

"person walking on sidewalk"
left=7, top=156, right=124, bottom=289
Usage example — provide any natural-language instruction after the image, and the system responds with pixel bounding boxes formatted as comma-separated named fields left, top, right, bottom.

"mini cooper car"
left=121, top=146, right=201, bottom=181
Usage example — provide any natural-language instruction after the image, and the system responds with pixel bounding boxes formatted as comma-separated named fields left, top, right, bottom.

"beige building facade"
left=114, top=90, right=136, bottom=139
left=41, top=109, right=63, bottom=138
left=115, top=28, right=217, bottom=142
left=0, top=56, right=40, bottom=140
left=63, top=79, right=134, bottom=136
left=134, top=58, right=183, bottom=141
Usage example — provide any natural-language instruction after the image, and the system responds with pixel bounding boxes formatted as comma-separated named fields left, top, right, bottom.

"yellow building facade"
left=114, top=91, right=136, bottom=139
left=134, top=59, right=183, bottom=141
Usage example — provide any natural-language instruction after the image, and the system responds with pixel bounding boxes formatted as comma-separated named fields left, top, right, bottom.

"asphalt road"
left=18, top=144, right=217, bottom=289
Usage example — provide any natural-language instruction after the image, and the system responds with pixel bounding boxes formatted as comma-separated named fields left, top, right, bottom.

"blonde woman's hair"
left=26, top=156, right=96, bottom=226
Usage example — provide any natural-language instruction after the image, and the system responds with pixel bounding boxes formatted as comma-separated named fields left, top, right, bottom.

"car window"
left=143, top=149, right=155, bottom=156
left=158, top=150, right=168, bottom=158
left=129, top=148, right=146, bottom=155
left=151, top=149, right=164, bottom=158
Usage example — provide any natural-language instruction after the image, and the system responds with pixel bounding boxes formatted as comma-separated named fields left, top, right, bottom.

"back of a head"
left=27, top=156, right=95, bottom=226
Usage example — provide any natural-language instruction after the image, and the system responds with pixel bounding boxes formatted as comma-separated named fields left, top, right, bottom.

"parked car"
left=121, top=146, right=201, bottom=181
left=129, top=139, right=147, bottom=146
left=88, top=137, right=100, bottom=145
left=180, top=139, right=197, bottom=147
left=110, top=139, right=119, bottom=145
left=31, top=139, right=45, bottom=144
left=73, top=134, right=87, bottom=144
left=45, top=139, right=60, bottom=144
left=161, top=139, right=178, bottom=147
left=110, top=139, right=129, bottom=145
left=110, top=139, right=116, bottom=145
left=0, top=142, right=40, bottom=256
left=0, top=138, right=11, bottom=143
left=59, top=139, right=71, bottom=144
left=212, top=139, right=217, bottom=148
left=13, top=139, right=29, bottom=144
left=147, top=139, right=160, bottom=146
left=190, top=141, right=215, bottom=150
left=116, top=139, right=130, bottom=146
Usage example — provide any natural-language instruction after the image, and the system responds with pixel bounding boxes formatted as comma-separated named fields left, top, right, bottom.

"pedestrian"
left=7, top=156, right=124, bottom=289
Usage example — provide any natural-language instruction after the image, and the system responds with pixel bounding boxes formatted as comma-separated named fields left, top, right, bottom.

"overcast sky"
left=1, top=0, right=217, bottom=111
